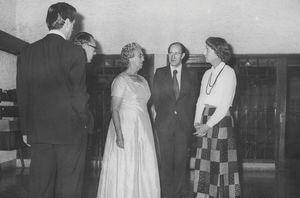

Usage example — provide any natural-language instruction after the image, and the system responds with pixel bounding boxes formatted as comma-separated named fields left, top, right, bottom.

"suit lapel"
left=164, top=66, right=176, bottom=99
left=178, top=66, right=189, bottom=100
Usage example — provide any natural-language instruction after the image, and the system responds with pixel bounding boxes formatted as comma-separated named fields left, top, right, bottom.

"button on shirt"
left=170, top=64, right=182, bottom=116
left=194, top=62, right=237, bottom=127
left=170, top=64, right=182, bottom=90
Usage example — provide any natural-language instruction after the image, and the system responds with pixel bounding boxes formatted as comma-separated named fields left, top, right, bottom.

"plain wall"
left=0, top=0, right=17, bottom=89
left=15, top=0, right=300, bottom=54
left=0, top=0, right=17, bottom=163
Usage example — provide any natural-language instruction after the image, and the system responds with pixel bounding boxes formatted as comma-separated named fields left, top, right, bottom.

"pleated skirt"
left=190, top=106, right=241, bottom=198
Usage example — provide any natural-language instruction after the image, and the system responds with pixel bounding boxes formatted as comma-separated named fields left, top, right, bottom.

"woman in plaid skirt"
left=191, top=37, right=241, bottom=198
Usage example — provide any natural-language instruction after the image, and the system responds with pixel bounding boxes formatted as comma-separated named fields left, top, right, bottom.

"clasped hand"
left=193, top=123, right=211, bottom=137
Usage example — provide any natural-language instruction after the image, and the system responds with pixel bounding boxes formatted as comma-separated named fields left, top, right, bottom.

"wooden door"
left=233, top=55, right=286, bottom=168
left=285, top=56, right=300, bottom=161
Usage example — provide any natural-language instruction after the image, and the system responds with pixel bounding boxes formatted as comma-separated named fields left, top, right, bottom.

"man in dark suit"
left=16, top=3, right=91, bottom=198
left=73, top=32, right=97, bottom=64
left=152, top=42, right=197, bottom=198
left=72, top=32, right=97, bottom=135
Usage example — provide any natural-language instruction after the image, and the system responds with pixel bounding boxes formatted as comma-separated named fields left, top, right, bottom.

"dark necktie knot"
left=173, top=70, right=177, bottom=76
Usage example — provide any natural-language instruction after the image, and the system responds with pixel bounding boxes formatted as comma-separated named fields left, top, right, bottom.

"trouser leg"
left=158, top=132, right=175, bottom=198
left=55, top=133, right=88, bottom=198
left=173, top=129, right=189, bottom=198
left=29, top=144, right=56, bottom=198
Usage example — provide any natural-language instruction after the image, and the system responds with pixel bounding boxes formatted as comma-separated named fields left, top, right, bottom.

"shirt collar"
left=170, top=64, right=182, bottom=74
left=48, top=30, right=66, bottom=40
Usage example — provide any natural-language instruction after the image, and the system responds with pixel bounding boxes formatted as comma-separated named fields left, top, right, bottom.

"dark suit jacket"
left=17, top=34, right=90, bottom=144
left=152, top=65, right=197, bottom=135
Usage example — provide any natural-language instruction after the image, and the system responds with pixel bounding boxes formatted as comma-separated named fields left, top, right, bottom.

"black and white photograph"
left=1, top=0, right=300, bottom=198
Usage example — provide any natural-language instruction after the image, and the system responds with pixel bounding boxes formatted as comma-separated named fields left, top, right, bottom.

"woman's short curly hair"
left=120, top=42, right=142, bottom=66
left=206, top=37, right=232, bottom=63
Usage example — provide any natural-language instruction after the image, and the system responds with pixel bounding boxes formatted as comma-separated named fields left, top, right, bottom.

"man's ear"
left=64, top=18, right=71, bottom=28
left=82, top=44, right=88, bottom=53
left=181, top=53, right=186, bottom=60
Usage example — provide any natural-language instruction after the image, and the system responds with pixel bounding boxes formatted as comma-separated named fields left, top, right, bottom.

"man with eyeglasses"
left=73, top=32, right=97, bottom=63
left=17, top=3, right=90, bottom=198
left=72, top=32, right=96, bottom=136
left=151, top=42, right=197, bottom=198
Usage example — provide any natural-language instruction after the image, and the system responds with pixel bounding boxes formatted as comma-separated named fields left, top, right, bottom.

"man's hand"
left=22, top=135, right=31, bottom=147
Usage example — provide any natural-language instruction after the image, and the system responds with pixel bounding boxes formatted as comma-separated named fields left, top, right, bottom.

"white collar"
left=48, top=30, right=66, bottom=40
left=170, top=64, right=182, bottom=73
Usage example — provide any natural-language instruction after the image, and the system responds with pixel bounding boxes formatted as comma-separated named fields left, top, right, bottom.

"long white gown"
left=97, top=72, right=160, bottom=198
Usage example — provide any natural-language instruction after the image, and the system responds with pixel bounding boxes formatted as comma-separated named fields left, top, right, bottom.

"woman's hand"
left=194, top=122, right=202, bottom=130
left=116, top=133, right=124, bottom=148
left=151, top=105, right=156, bottom=120
left=193, top=124, right=211, bottom=137
left=22, top=135, right=31, bottom=147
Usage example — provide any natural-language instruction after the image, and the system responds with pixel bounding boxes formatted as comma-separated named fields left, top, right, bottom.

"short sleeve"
left=111, top=75, right=127, bottom=97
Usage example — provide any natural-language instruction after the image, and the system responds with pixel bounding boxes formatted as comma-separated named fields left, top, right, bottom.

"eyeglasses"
left=87, top=44, right=97, bottom=50
left=168, top=52, right=182, bottom=56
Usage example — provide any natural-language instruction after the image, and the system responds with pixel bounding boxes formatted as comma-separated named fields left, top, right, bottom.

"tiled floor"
left=1, top=160, right=300, bottom=198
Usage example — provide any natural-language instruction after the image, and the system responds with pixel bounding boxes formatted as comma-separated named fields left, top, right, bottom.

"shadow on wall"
left=71, top=13, right=102, bottom=54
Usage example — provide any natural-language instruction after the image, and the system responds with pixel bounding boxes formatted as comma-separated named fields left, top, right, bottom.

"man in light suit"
left=152, top=42, right=197, bottom=198
left=17, top=3, right=91, bottom=198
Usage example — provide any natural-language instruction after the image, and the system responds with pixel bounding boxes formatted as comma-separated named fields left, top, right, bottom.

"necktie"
left=173, top=70, right=180, bottom=99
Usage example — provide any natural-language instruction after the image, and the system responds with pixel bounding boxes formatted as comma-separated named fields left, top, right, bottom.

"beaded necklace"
left=205, top=64, right=226, bottom=95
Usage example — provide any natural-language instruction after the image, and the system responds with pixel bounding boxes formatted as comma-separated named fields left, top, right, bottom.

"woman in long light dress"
left=97, top=43, right=160, bottom=198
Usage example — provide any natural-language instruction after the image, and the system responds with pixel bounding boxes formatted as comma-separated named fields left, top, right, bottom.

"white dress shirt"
left=170, top=64, right=182, bottom=89
left=194, top=62, right=237, bottom=127
left=48, top=29, right=66, bottom=40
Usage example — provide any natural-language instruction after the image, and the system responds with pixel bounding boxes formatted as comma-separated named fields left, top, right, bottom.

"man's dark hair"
left=46, top=2, right=77, bottom=30
left=167, top=42, right=186, bottom=54
left=73, top=32, right=94, bottom=45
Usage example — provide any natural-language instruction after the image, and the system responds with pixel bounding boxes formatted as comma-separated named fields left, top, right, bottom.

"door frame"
left=275, top=56, right=287, bottom=170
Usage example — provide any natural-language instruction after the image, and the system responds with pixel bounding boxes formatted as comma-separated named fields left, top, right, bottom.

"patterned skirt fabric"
left=190, top=106, right=241, bottom=198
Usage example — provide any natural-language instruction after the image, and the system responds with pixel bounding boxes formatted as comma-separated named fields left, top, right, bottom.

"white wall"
left=16, top=0, right=300, bottom=54
left=0, top=0, right=17, bottom=89
left=0, top=0, right=17, bottom=163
